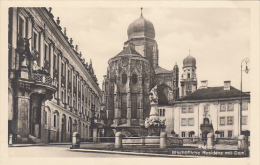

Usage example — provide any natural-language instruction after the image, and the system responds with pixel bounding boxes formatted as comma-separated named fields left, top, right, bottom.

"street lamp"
left=240, top=58, right=249, bottom=135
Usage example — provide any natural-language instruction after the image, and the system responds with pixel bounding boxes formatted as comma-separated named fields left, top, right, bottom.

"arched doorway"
left=29, top=93, right=43, bottom=138
left=68, top=117, right=72, bottom=141
left=53, top=110, right=60, bottom=142
left=61, top=114, right=66, bottom=142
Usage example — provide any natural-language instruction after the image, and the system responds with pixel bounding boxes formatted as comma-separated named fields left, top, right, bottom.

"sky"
left=51, top=7, right=250, bottom=92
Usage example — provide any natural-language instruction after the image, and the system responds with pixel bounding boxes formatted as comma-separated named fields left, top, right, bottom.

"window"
left=53, top=55, right=56, bottom=69
left=228, top=131, right=232, bottom=138
left=220, top=131, right=224, bottom=137
left=182, top=106, right=187, bottom=113
left=122, top=73, right=127, bottom=84
left=189, top=132, right=194, bottom=137
left=159, top=109, right=165, bottom=116
left=220, top=117, right=225, bottom=125
left=181, top=118, right=187, bottom=126
left=53, top=115, right=56, bottom=128
left=44, top=111, right=47, bottom=125
left=242, top=116, right=248, bottom=125
left=18, top=17, right=24, bottom=37
left=227, top=116, right=234, bottom=125
left=228, top=103, right=233, bottom=111
left=68, top=70, right=70, bottom=82
left=61, top=91, right=64, bottom=103
left=181, top=132, right=186, bottom=137
left=68, top=119, right=70, bottom=132
left=188, top=105, right=194, bottom=113
left=220, top=103, right=226, bottom=112
left=44, top=44, right=48, bottom=61
left=132, top=73, right=138, bottom=84
left=204, top=105, right=209, bottom=113
left=61, top=63, right=64, bottom=76
left=187, top=73, right=190, bottom=78
left=33, top=32, right=37, bottom=50
left=68, top=96, right=70, bottom=106
left=188, top=118, right=194, bottom=126
left=242, top=102, right=248, bottom=110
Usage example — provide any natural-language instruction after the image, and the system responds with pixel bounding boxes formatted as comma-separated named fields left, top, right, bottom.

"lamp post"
left=240, top=58, right=249, bottom=135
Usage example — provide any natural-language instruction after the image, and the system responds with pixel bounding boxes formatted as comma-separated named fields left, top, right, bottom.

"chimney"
left=200, top=80, right=208, bottom=89
left=224, top=81, right=231, bottom=90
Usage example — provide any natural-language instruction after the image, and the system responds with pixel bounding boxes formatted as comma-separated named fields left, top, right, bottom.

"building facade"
left=8, top=7, right=102, bottom=143
left=162, top=81, right=250, bottom=140
left=101, top=11, right=182, bottom=137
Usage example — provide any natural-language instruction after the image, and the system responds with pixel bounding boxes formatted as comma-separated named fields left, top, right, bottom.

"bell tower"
left=180, top=51, right=197, bottom=97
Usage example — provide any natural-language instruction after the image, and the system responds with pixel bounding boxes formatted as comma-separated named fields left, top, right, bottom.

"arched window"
left=187, top=73, right=190, bottom=79
left=53, top=115, right=56, bottom=128
left=132, top=73, right=138, bottom=85
left=68, top=119, right=70, bottom=132
left=122, top=73, right=127, bottom=84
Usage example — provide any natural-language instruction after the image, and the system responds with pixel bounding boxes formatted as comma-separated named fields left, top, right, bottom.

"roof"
left=154, top=66, right=172, bottom=74
left=127, top=14, right=155, bottom=39
left=177, top=86, right=250, bottom=101
left=115, top=45, right=142, bottom=57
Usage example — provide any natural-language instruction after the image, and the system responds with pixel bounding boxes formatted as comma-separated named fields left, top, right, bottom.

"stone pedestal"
left=160, top=132, right=167, bottom=149
left=207, top=133, right=215, bottom=149
left=71, top=132, right=80, bottom=149
left=115, top=132, right=122, bottom=149
left=238, top=135, right=248, bottom=150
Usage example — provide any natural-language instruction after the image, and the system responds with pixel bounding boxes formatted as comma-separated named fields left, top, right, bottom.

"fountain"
left=144, top=85, right=166, bottom=136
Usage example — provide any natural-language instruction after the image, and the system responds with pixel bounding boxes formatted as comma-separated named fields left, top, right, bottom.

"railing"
left=30, top=72, right=52, bottom=86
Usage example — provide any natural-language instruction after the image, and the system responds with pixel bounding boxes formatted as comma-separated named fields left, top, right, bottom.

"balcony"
left=30, top=71, right=53, bottom=86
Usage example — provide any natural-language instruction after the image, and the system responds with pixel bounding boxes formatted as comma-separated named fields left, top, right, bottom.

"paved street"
left=8, top=144, right=152, bottom=158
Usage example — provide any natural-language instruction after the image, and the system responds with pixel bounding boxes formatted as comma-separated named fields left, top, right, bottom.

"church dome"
left=127, top=14, right=155, bottom=39
left=183, top=55, right=196, bottom=68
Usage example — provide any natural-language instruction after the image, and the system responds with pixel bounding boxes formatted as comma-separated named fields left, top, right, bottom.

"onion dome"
left=183, top=55, right=196, bottom=68
left=127, top=9, right=155, bottom=39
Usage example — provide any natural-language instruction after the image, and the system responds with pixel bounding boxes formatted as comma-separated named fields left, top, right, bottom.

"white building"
left=160, top=80, right=250, bottom=140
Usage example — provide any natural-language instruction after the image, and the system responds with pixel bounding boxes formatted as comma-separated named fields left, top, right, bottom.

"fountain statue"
left=144, top=85, right=166, bottom=136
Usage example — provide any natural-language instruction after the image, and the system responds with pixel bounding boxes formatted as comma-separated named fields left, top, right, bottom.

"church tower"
left=180, top=51, right=197, bottom=97
left=124, top=8, right=159, bottom=68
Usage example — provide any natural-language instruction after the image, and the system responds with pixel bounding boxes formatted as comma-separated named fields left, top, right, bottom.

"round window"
left=122, top=73, right=127, bottom=84
left=132, top=73, right=138, bottom=85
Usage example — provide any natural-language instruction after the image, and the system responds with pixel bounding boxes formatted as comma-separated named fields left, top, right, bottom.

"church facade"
left=101, top=11, right=195, bottom=137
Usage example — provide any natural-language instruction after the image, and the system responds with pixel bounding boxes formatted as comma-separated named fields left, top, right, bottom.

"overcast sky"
left=52, top=7, right=250, bottom=92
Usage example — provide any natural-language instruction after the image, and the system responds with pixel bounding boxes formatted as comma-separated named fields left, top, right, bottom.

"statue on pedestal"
left=144, top=85, right=166, bottom=136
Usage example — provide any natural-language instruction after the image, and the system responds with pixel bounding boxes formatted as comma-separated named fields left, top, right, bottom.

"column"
left=126, top=61, right=131, bottom=126
left=49, top=43, right=54, bottom=79
left=39, top=31, right=44, bottom=68
left=80, top=78, right=83, bottom=115
left=10, top=8, right=18, bottom=79
left=65, top=59, right=68, bottom=108
left=71, top=68, right=74, bottom=111
left=75, top=72, right=78, bottom=113
left=57, top=53, right=62, bottom=105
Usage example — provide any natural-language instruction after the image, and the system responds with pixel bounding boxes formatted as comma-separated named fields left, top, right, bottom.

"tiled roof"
left=116, top=46, right=142, bottom=57
left=177, top=86, right=250, bottom=101
left=154, top=66, right=172, bottom=74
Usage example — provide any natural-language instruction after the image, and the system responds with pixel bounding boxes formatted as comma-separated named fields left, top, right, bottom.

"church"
left=101, top=9, right=198, bottom=137
left=101, top=9, right=250, bottom=141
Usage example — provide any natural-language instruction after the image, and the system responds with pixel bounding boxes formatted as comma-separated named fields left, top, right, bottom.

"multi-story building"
left=162, top=80, right=250, bottom=140
left=8, top=7, right=102, bottom=143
